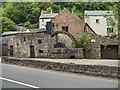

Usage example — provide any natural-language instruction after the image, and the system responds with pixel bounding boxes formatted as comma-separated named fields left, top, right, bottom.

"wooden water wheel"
left=51, top=31, right=76, bottom=48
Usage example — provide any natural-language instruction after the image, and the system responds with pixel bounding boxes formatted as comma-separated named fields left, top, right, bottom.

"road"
left=0, top=63, right=118, bottom=88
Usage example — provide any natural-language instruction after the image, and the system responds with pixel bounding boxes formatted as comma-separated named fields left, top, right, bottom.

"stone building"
left=8, top=32, right=84, bottom=59
left=51, top=8, right=96, bottom=37
left=86, top=34, right=120, bottom=59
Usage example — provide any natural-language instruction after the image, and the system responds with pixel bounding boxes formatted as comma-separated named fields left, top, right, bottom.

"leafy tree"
left=2, top=2, right=27, bottom=24
left=76, top=33, right=91, bottom=58
left=24, top=21, right=31, bottom=28
left=76, top=33, right=91, bottom=49
left=2, top=17, right=16, bottom=33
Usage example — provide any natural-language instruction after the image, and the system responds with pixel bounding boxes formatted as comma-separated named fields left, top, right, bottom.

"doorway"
left=10, top=45, right=13, bottom=56
left=101, top=45, right=118, bottom=59
left=30, top=46, right=35, bottom=58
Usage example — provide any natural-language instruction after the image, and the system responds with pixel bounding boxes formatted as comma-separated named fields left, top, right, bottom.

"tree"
left=76, top=33, right=91, bottom=49
left=2, top=17, right=16, bottom=33
left=76, top=33, right=91, bottom=58
left=24, top=21, right=31, bottom=28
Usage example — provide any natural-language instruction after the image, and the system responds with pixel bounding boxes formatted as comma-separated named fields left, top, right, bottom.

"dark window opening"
left=24, top=37, right=26, bottom=41
left=38, top=39, right=42, bottom=44
left=96, top=19, right=99, bottom=23
left=56, top=24, right=58, bottom=26
left=39, top=50, right=43, bottom=53
left=62, top=26, right=68, bottom=32
left=54, top=43, right=66, bottom=48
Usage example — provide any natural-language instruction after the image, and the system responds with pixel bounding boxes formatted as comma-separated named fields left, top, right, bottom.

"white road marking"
left=0, top=77, right=39, bottom=88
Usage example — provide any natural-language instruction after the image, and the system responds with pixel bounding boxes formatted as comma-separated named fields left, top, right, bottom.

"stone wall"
left=49, top=48, right=84, bottom=59
left=2, top=57, right=119, bottom=78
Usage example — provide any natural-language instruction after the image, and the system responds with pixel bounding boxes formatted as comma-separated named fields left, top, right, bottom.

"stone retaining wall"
left=2, top=57, right=120, bottom=78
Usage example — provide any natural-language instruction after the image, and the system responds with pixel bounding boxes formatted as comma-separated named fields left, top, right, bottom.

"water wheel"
left=51, top=31, right=76, bottom=48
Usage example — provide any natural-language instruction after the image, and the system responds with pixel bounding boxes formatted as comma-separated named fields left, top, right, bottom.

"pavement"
left=8, top=57, right=119, bottom=67
left=0, top=63, right=118, bottom=88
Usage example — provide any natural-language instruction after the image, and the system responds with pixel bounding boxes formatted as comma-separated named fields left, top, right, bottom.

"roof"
left=39, top=13, right=58, bottom=19
left=1, top=31, right=21, bottom=36
left=84, top=10, right=114, bottom=16
left=1, top=29, right=46, bottom=36
left=0, top=35, right=15, bottom=44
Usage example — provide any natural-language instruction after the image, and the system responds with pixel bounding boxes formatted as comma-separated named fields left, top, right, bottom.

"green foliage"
left=24, top=21, right=31, bottom=28
left=2, top=17, right=16, bottom=33
left=43, top=7, right=52, bottom=13
left=75, top=33, right=91, bottom=49
left=29, top=23, right=38, bottom=29
left=103, top=43, right=107, bottom=49
left=1, top=2, right=117, bottom=32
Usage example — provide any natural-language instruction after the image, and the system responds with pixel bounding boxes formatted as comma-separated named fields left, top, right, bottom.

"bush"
left=24, top=21, right=31, bottom=28
left=75, top=33, right=91, bottom=49
left=75, top=33, right=91, bottom=58
left=29, top=23, right=39, bottom=29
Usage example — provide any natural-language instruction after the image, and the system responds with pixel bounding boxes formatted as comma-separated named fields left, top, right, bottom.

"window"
left=39, top=50, right=43, bottom=53
left=107, top=18, right=113, bottom=26
left=38, top=39, right=42, bottom=44
left=42, top=20, right=44, bottom=22
left=56, top=24, right=58, bottom=26
left=24, top=37, right=26, bottom=41
left=96, top=19, right=99, bottom=23
left=107, top=28, right=113, bottom=33
left=62, top=26, right=68, bottom=32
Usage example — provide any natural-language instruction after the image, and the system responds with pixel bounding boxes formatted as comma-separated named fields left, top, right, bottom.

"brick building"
left=51, top=8, right=96, bottom=37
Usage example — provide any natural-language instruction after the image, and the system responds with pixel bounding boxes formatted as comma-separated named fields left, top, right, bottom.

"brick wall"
left=52, top=8, right=88, bottom=38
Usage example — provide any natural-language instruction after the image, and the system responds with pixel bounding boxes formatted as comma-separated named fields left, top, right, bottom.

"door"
left=101, top=45, right=118, bottom=59
left=30, top=46, right=35, bottom=58
left=10, top=45, right=13, bottom=56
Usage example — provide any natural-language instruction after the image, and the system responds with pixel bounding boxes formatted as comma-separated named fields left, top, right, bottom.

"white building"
left=39, top=11, right=58, bottom=30
left=84, top=10, right=118, bottom=36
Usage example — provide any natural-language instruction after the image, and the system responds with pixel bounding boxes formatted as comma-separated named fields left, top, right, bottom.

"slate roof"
left=0, top=35, right=15, bottom=44
left=0, top=29, right=46, bottom=45
left=39, top=13, right=58, bottom=19
left=1, top=31, right=21, bottom=36
left=84, top=10, right=114, bottom=16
